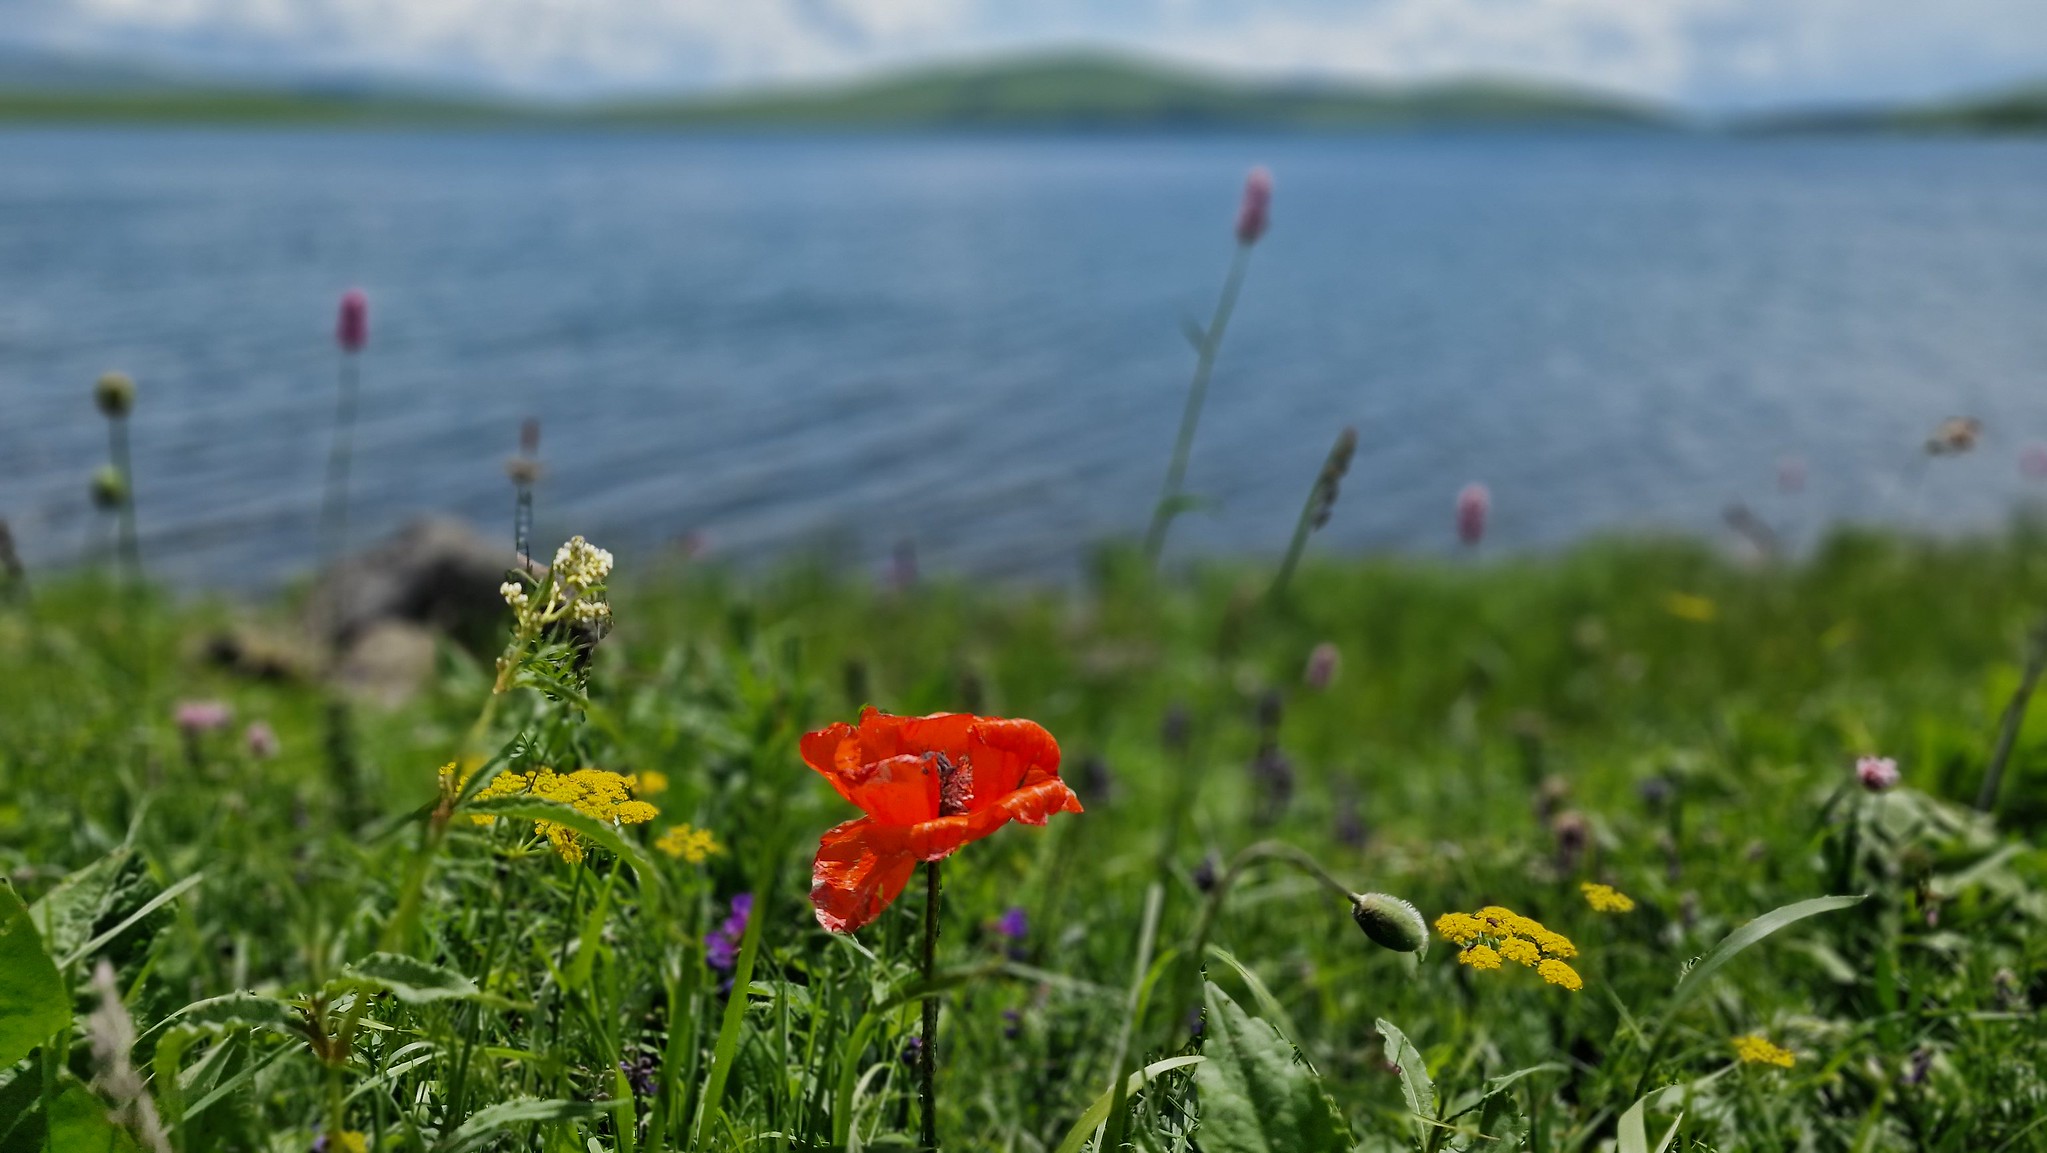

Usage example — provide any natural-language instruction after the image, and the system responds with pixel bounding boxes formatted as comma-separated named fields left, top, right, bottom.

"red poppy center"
left=933, top=752, right=973, bottom=817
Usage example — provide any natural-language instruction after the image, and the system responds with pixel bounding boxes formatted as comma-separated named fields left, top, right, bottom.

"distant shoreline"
left=2, top=50, right=2041, bottom=133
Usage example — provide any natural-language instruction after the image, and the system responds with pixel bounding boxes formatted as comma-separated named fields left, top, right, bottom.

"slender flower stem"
left=1978, top=618, right=2047, bottom=812
left=919, top=859, right=942, bottom=1152
left=107, top=415, right=142, bottom=583
left=1181, top=840, right=1356, bottom=1034
left=320, top=352, right=361, bottom=569
left=1143, top=243, right=1253, bottom=566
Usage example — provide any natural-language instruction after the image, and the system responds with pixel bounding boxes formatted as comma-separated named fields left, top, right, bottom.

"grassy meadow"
left=2, top=520, right=2045, bottom=1152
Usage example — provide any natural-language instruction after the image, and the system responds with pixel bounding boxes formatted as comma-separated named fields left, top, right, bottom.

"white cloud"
left=16, top=0, right=2047, bottom=107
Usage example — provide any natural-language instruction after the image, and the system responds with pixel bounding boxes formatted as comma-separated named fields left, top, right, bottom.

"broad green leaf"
left=1205, top=946, right=1306, bottom=1056
left=1376, top=1017, right=1436, bottom=1121
left=46, top=1084, right=143, bottom=1153
left=28, top=849, right=172, bottom=972
left=339, top=953, right=480, bottom=1003
left=60, top=871, right=205, bottom=970
left=0, top=884, right=69, bottom=1071
left=1194, top=983, right=1350, bottom=1153
left=1668, top=895, right=1865, bottom=1016
left=1050, top=1055, right=1205, bottom=1153
left=435, top=1097, right=620, bottom=1153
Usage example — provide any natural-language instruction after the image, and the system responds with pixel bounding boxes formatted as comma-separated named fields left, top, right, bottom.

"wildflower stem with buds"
left=1143, top=167, right=1270, bottom=566
left=321, top=290, right=367, bottom=568
left=1270, top=426, right=1358, bottom=601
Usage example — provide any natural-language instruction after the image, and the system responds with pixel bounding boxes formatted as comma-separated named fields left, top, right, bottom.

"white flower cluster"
left=500, top=535, right=613, bottom=635
left=553, top=536, right=614, bottom=590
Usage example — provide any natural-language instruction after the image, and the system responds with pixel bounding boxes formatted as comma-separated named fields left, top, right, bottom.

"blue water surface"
left=1, top=128, right=2045, bottom=585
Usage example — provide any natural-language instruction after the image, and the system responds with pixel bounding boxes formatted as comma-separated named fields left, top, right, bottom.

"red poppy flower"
left=804, top=708, right=1083, bottom=933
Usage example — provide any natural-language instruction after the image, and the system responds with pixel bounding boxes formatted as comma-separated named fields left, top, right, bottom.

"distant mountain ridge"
left=0, top=48, right=1669, bottom=129
left=2, top=44, right=2043, bottom=132
left=598, top=53, right=1669, bottom=129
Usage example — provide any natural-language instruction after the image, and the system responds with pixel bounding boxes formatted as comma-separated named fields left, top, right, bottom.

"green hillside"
left=600, top=53, right=1669, bottom=130
left=0, top=51, right=1669, bottom=130
left=1895, top=82, right=2047, bottom=131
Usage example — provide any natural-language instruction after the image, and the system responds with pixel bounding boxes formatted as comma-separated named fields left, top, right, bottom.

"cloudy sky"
left=7, top=0, right=2047, bottom=110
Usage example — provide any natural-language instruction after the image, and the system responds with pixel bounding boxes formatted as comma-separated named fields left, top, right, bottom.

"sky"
left=5, top=0, right=2047, bottom=111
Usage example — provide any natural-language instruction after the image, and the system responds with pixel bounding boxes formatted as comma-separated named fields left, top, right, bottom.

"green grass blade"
left=1667, top=894, right=1866, bottom=1016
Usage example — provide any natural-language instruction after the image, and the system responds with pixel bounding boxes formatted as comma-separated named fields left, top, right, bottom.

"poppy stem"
left=919, top=858, right=942, bottom=1151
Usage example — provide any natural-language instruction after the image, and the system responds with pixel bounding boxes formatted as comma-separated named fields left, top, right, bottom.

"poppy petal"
left=804, top=727, right=940, bottom=825
left=964, top=718, right=1062, bottom=811
left=897, top=712, right=978, bottom=762
left=810, top=817, right=919, bottom=934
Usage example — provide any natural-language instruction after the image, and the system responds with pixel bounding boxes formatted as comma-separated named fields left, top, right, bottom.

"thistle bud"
left=94, top=371, right=135, bottom=418
left=1235, top=166, right=1273, bottom=245
left=1856, top=755, right=1900, bottom=792
left=337, top=288, right=369, bottom=352
left=90, top=465, right=128, bottom=510
left=1350, top=892, right=1427, bottom=956
left=1456, top=483, right=1490, bottom=546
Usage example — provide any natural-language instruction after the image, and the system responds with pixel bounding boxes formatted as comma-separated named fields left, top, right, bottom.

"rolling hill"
left=0, top=49, right=1669, bottom=130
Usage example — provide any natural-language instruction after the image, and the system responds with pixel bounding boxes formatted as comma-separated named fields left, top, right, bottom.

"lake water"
left=2, top=128, right=2046, bottom=587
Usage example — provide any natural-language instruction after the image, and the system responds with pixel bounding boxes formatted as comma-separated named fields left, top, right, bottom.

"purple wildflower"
left=995, top=907, right=1028, bottom=942
left=706, top=892, right=753, bottom=973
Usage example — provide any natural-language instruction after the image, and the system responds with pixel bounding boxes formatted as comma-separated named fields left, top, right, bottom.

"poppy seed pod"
left=90, top=465, right=128, bottom=510
left=337, top=288, right=369, bottom=352
left=94, top=372, right=136, bottom=418
left=1351, top=892, right=1427, bottom=956
left=1235, top=166, right=1273, bottom=245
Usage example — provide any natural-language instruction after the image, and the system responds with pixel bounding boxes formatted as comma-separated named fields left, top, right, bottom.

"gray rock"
left=307, top=517, right=512, bottom=650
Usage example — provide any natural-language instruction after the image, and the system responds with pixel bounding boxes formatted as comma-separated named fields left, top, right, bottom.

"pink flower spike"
left=1235, top=166, right=1273, bottom=245
left=174, top=700, right=233, bottom=735
left=337, top=288, right=369, bottom=352
left=1856, top=756, right=1900, bottom=793
left=1456, top=483, right=1490, bottom=546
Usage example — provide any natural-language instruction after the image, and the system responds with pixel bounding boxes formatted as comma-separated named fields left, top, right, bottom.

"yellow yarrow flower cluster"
left=1436, top=905, right=1583, bottom=991
left=1733, top=1034, right=1796, bottom=1068
left=655, top=824, right=722, bottom=864
left=1581, top=882, right=1636, bottom=914
left=468, top=766, right=658, bottom=863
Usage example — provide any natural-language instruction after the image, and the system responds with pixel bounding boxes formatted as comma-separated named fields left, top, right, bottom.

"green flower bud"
left=94, top=372, right=136, bottom=418
left=1351, top=892, right=1427, bottom=956
left=90, top=465, right=128, bottom=511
